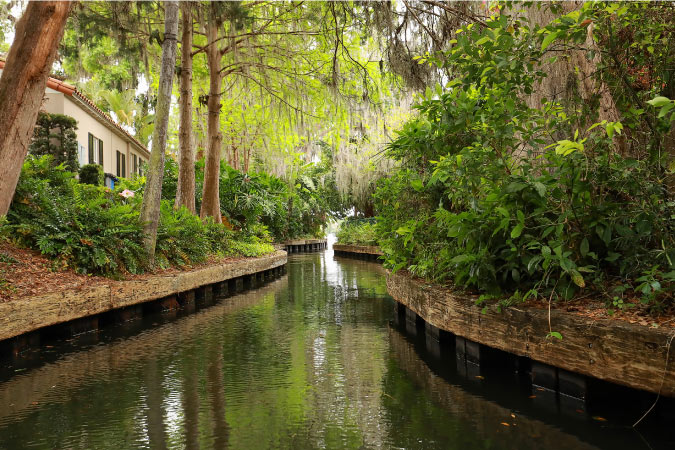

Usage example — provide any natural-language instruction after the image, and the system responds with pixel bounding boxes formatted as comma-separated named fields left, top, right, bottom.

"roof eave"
left=69, top=94, right=151, bottom=159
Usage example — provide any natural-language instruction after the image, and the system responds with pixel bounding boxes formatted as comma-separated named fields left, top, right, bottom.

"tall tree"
left=0, top=1, right=71, bottom=216
left=175, top=1, right=196, bottom=213
left=139, top=0, right=179, bottom=259
left=198, top=1, right=229, bottom=223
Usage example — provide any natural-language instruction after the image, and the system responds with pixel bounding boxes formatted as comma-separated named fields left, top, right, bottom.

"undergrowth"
left=1, top=156, right=275, bottom=277
left=336, top=219, right=378, bottom=246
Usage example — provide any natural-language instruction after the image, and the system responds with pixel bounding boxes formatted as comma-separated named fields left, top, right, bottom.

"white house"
left=0, top=59, right=150, bottom=188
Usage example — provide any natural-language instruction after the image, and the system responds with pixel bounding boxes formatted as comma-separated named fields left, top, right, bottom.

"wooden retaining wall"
left=283, top=239, right=326, bottom=253
left=0, top=251, right=287, bottom=343
left=332, top=244, right=383, bottom=258
left=386, top=270, right=675, bottom=398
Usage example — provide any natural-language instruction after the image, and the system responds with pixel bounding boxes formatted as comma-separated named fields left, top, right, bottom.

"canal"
left=0, top=241, right=672, bottom=449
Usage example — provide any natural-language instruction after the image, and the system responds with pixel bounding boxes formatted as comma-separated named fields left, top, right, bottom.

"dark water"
left=0, top=240, right=672, bottom=449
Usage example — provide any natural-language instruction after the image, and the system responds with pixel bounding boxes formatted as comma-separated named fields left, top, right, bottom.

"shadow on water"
left=0, top=242, right=672, bottom=449
left=387, top=320, right=675, bottom=450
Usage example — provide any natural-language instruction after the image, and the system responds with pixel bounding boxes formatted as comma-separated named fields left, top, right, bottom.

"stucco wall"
left=62, top=96, right=115, bottom=173
left=42, top=90, right=65, bottom=115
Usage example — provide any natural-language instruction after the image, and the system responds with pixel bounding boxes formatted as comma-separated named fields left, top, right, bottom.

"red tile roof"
left=0, top=59, right=150, bottom=157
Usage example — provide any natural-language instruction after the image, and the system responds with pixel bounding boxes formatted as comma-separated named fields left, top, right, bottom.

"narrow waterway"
left=0, top=240, right=672, bottom=449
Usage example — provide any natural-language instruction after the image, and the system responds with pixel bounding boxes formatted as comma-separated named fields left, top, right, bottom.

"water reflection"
left=0, top=244, right=672, bottom=449
left=387, top=326, right=594, bottom=450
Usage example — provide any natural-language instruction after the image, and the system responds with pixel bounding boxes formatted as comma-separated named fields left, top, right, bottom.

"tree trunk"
left=244, top=145, right=250, bottom=173
left=199, top=6, right=223, bottom=223
left=232, top=141, right=240, bottom=171
left=522, top=2, right=623, bottom=147
left=139, top=0, right=179, bottom=259
left=174, top=1, right=196, bottom=214
left=0, top=1, right=71, bottom=216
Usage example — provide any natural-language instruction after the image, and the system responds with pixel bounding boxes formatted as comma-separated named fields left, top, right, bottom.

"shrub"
left=224, top=240, right=276, bottom=258
left=6, top=156, right=147, bottom=276
left=374, top=7, right=674, bottom=310
left=79, top=164, right=103, bottom=186
left=4, top=156, right=275, bottom=277
left=336, top=220, right=378, bottom=246
left=29, top=112, right=79, bottom=172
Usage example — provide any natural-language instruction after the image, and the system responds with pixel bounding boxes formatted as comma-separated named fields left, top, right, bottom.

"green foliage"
left=224, top=240, right=276, bottom=258
left=6, top=156, right=146, bottom=276
left=375, top=6, right=674, bottom=311
left=79, top=164, right=103, bottom=186
left=336, top=220, right=378, bottom=246
left=29, top=112, right=79, bottom=172
left=159, top=155, right=346, bottom=242
left=3, top=156, right=275, bottom=277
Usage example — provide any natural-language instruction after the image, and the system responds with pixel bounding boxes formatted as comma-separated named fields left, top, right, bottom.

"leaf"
left=527, top=256, right=542, bottom=272
left=395, top=226, right=411, bottom=235
left=511, top=224, right=524, bottom=239
left=548, top=331, right=563, bottom=340
left=410, top=178, right=424, bottom=192
left=658, top=102, right=674, bottom=118
left=647, top=96, right=671, bottom=107
left=605, top=252, right=620, bottom=262
left=541, top=31, right=559, bottom=51
left=570, top=270, right=585, bottom=288
left=614, top=224, right=633, bottom=237
left=496, top=206, right=510, bottom=218
left=450, top=254, right=472, bottom=264
left=602, top=225, right=612, bottom=245
left=512, top=268, right=520, bottom=283
left=533, top=182, right=546, bottom=197
left=580, top=237, right=589, bottom=257
left=541, top=245, right=551, bottom=257
left=505, top=182, right=527, bottom=193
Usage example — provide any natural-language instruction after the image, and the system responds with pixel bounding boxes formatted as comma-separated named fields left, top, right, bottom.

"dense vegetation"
left=2, top=155, right=274, bottom=277
left=375, top=3, right=674, bottom=312
left=156, top=148, right=346, bottom=242
left=336, top=219, right=378, bottom=247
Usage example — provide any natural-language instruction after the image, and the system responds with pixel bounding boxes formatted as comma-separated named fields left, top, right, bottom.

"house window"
left=116, top=151, right=126, bottom=177
left=132, top=154, right=138, bottom=175
left=88, top=133, right=103, bottom=165
left=78, top=144, right=86, bottom=167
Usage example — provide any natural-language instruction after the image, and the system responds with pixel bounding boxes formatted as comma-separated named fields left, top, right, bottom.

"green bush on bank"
left=79, top=164, right=103, bottom=186
left=2, top=156, right=273, bottom=277
left=336, top=220, right=378, bottom=246
left=375, top=5, right=674, bottom=312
